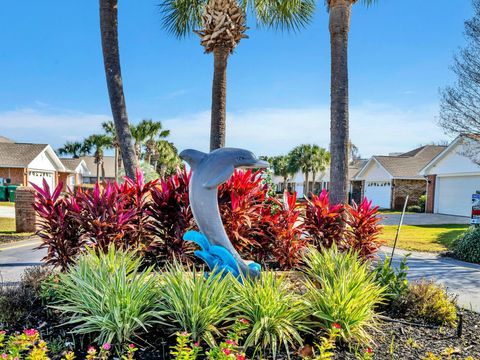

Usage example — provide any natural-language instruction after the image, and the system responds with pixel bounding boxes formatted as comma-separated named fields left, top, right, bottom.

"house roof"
left=80, top=156, right=117, bottom=178
left=0, top=136, right=14, bottom=143
left=0, top=143, right=50, bottom=167
left=59, top=158, right=86, bottom=172
left=356, top=145, right=446, bottom=180
left=349, top=159, right=368, bottom=180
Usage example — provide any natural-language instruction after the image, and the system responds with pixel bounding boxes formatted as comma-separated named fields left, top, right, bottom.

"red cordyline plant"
left=345, top=198, right=384, bottom=259
left=147, top=167, right=194, bottom=264
left=304, top=189, right=345, bottom=249
left=32, top=180, right=84, bottom=270
left=263, top=191, right=308, bottom=269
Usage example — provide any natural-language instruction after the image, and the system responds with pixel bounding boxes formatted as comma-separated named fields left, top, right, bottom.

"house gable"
left=355, top=158, right=392, bottom=181
left=422, top=137, right=480, bottom=176
left=28, top=146, right=65, bottom=172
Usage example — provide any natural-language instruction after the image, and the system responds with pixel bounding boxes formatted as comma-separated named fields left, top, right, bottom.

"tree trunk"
left=210, top=46, right=229, bottom=151
left=283, top=177, right=288, bottom=193
left=304, top=172, right=309, bottom=197
left=96, top=161, right=100, bottom=184
left=329, top=0, right=351, bottom=205
left=114, top=146, right=119, bottom=183
left=99, top=0, right=138, bottom=180
left=312, top=171, right=317, bottom=194
left=101, top=161, right=106, bottom=183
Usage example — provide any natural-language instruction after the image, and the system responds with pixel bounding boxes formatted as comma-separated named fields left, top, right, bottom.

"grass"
left=0, top=202, right=14, bottom=207
left=0, top=217, right=15, bottom=233
left=379, top=224, right=469, bottom=252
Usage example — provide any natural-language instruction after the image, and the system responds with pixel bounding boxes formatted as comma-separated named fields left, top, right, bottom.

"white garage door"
left=436, top=175, right=480, bottom=217
left=28, top=170, right=55, bottom=190
left=364, top=181, right=392, bottom=209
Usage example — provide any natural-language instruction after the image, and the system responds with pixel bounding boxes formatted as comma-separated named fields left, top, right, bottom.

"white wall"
left=425, top=140, right=480, bottom=176
left=28, top=151, right=57, bottom=171
left=356, top=159, right=392, bottom=181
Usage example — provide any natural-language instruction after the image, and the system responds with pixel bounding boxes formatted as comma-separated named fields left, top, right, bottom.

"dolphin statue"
left=180, top=147, right=269, bottom=279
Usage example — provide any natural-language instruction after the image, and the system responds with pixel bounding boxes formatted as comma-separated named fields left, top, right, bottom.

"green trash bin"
left=7, top=185, right=18, bottom=203
left=0, top=186, right=7, bottom=202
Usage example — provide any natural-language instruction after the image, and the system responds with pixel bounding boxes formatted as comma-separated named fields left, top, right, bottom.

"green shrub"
left=0, top=266, right=51, bottom=326
left=158, top=263, right=235, bottom=344
left=233, top=272, right=310, bottom=359
left=419, top=195, right=427, bottom=212
left=52, top=245, right=162, bottom=346
left=407, top=205, right=422, bottom=213
left=453, top=226, right=480, bottom=264
left=399, top=280, right=457, bottom=326
left=373, top=255, right=409, bottom=306
left=303, top=246, right=385, bottom=344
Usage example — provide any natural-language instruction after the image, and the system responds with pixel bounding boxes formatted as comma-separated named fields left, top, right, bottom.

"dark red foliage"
left=147, top=167, right=194, bottom=264
left=262, top=191, right=308, bottom=269
left=32, top=180, right=84, bottom=270
left=304, top=190, right=345, bottom=249
left=345, top=198, right=384, bottom=259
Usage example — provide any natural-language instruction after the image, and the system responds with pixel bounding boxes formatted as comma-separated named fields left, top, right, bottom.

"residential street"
left=0, top=206, right=15, bottom=218
left=0, top=238, right=479, bottom=312
left=380, top=213, right=471, bottom=225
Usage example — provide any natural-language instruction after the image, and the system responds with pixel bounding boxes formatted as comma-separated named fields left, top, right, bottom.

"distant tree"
left=159, top=0, right=315, bottom=151
left=440, top=0, right=480, bottom=164
left=84, top=134, right=113, bottom=183
left=348, top=141, right=360, bottom=163
left=102, top=120, right=121, bottom=182
left=99, top=0, right=138, bottom=179
left=311, top=145, right=330, bottom=192
left=289, top=144, right=316, bottom=195
left=57, top=141, right=84, bottom=158
left=271, top=155, right=296, bottom=192
left=155, top=140, right=181, bottom=177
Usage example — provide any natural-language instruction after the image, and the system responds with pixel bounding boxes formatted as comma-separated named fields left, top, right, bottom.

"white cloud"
left=163, top=102, right=452, bottom=157
left=0, top=102, right=452, bottom=158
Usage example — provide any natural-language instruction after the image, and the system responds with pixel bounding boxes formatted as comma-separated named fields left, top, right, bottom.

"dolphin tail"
left=184, top=230, right=210, bottom=251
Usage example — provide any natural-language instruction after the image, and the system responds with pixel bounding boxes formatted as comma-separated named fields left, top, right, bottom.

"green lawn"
left=379, top=224, right=469, bottom=252
left=0, top=217, right=15, bottom=233
left=0, top=202, right=14, bottom=207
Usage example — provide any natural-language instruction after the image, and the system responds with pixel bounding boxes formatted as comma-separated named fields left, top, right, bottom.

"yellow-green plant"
left=233, top=272, right=310, bottom=359
left=303, top=246, right=385, bottom=344
left=51, top=245, right=163, bottom=346
left=158, top=262, right=235, bottom=343
left=400, top=280, right=457, bottom=326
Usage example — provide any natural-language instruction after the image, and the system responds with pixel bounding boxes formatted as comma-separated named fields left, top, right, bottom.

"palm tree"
left=327, top=0, right=376, bottom=204
left=155, top=140, right=181, bottom=177
left=143, top=120, right=171, bottom=164
left=271, top=155, right=295, bottom=193
left=130, top=121, right=149, bottom=159
left=102, top=120, right=121, bottom=182
left=84, top=134, right=113, bottom=183
left=159, top=0, right=315, bottom=151
left=99, top=0, right=138, bottom=180
left=311, top=145, right=330, bottom=193
left=289, top=144, right=315, bottom=196
left=57, top=141, right=84, bottom=158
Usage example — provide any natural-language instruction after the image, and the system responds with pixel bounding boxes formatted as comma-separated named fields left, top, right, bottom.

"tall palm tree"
left=102, top=120, right=121, bottom=182
left=311, top=145, right=330, bottom=193
left=289, top=144, right=315, bottom=196
left=271, top=155, right=295, bottom=192
left=327, top=0, right=376, bottom=204
left=159, top=0, right=315, bottom=151
left=84, top=134, right=113, bottom=183
left=144, top=120, right=171, bottom=164
left=57, top=141, right=84, bottom=158
left=130, top=121, right=149, bottom=159
left=99, top=0, right=138, bottom=180
left=155, top=140, right=181, bottom=177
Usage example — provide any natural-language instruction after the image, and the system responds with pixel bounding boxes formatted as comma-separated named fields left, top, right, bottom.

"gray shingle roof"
left=59, top=158, right=84, bottom=172
left=0, top=143, right=48, bottom=167
left=374, top=145, right=446, bottom=178
left=80, top=156, right=117, bottom=178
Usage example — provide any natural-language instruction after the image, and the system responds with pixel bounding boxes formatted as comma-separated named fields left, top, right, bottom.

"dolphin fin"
left=180, top=149, right=207, bottom=170
left=184, top=230, right=210, bottom=251
left=203, top=165, right=235, bottom=189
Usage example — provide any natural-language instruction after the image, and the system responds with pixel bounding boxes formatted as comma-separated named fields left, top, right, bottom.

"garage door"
left=436, top=175, right=480, bottom=217
left=28, top=170, right=55, bottom=190
left=364, top=181, right=392, bottom=209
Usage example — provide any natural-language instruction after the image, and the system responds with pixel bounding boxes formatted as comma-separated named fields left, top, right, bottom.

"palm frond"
left=248, top=0, right=316, bottom=31
left=158, top=0, right=207, bottom=38
left=325, top=0, right=378, bottom=10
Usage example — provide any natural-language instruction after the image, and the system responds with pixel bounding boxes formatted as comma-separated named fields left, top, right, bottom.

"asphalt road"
left=0, top=238, right=46, bottom=285
left=0, top=239, right=479, bottom=312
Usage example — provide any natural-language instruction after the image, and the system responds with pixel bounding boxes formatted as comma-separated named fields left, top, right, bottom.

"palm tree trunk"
left=99, top=0, right=138, bottom=180
left=312, top=171, right=317, bottom=194
left=283, top=177, right=288, bottom=193
left=114, top=146, right=119, bottom=182
left=101, top=160, right=106, bottom=183
left=210, top=46, right=229, bottom=151
left=96, top=161, right=100, bottom=184
left=329, top=0, right=351, bottom=205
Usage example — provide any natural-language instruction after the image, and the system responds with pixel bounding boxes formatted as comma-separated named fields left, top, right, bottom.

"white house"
left=420, top=135, right=480, bottom=217
left=353, top=146, right=445, bottom=209
left=59, top=158, right=90, bottom=191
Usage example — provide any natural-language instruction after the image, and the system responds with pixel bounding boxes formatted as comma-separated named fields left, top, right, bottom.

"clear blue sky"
left=0, top=0, right=474, bottom=157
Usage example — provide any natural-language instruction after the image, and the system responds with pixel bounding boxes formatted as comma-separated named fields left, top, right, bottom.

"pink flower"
left=226, top=339, right=237, bottom=345
left=180, top=331, right=189, bottom=337
left=222, top=348, right=232, bottom=356
left=194, top=342, right=200, bottom=347
left=331, top=323, right=341, bottom=329
left=236, top=354, right=246, bottom=360
left=87, top=346, right=96, bottom=354
left=24, top=329, right=37, bottom=337
left=1, top=354, right=7, bottom=359
left=366, top=348, right=373, bottom=354
left=129, top=344, right=135, bottom=349
left=102, top=343, right=111, bottom=351
left=239, top=318, right=249, bottom=324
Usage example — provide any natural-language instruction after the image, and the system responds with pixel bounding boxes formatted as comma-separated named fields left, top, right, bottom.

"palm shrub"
left=158, top=262, right=235, bottom=343
left=232, top=272, right=310, bottom=359
left=303, top=246, right=385, bottom=344
left=51, top=246, right=162, bottom=346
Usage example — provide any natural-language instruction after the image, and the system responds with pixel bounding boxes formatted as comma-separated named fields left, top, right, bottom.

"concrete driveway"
left=0, top=206, right=15, bottom=218
left=380, top=213, right=471, bottom=225
left=0, top=238, right=45, bottom=285
left=381, top=247, right=480, bottom=312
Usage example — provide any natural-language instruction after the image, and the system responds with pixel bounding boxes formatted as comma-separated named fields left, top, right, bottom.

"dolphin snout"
left=239, top=159, right=269, bottom=169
